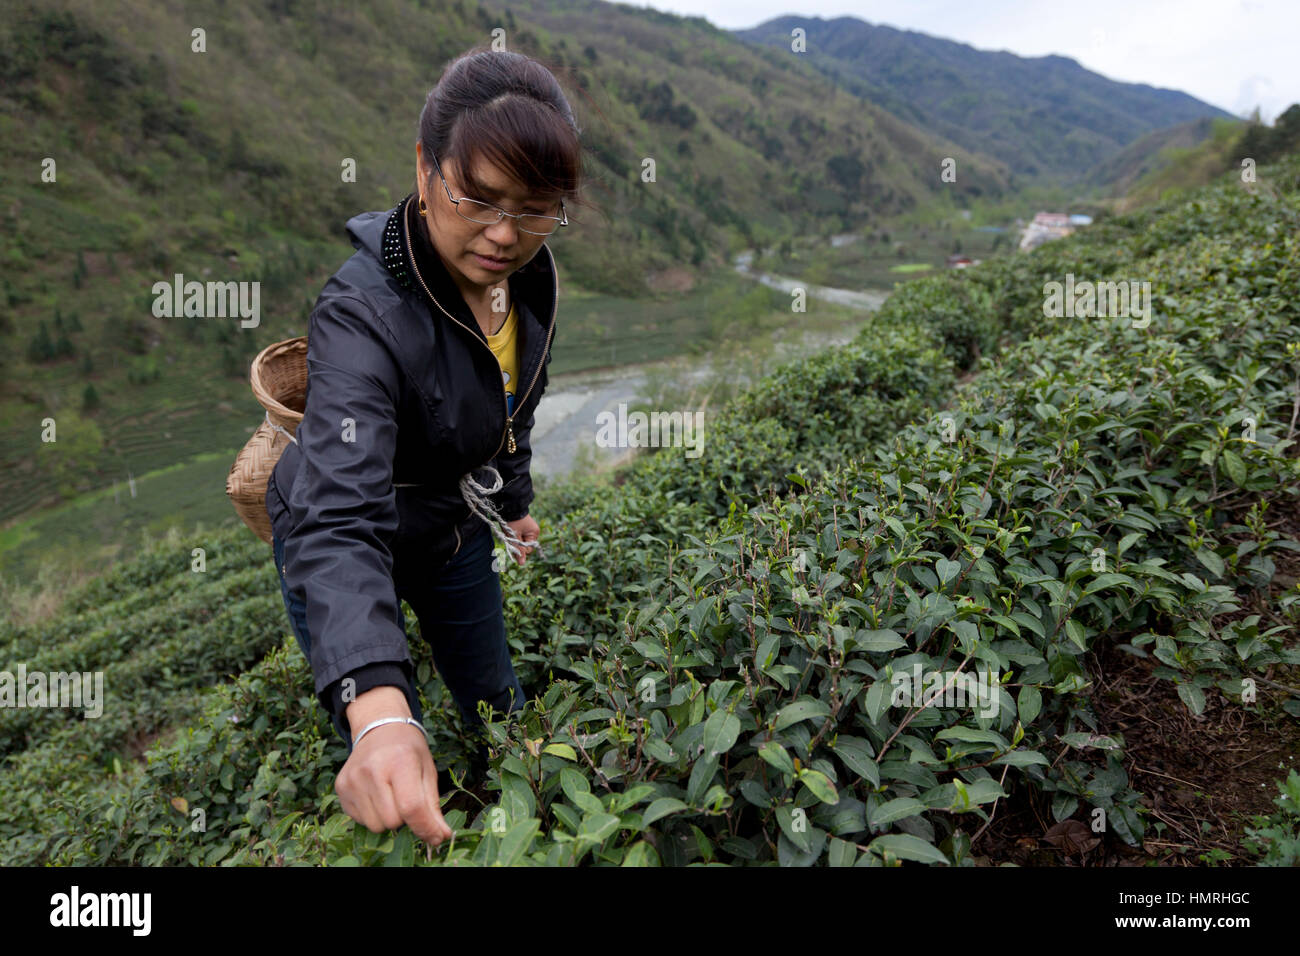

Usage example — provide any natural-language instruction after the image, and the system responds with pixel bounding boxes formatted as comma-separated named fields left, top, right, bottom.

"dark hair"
left=417, top=46, right=586, bottom=218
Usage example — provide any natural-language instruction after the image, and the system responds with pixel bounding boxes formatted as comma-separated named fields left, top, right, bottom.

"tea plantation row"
left=2, top=155, right=1297, bottom=865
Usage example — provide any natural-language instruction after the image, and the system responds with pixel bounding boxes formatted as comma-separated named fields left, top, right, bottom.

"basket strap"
left=265, top=410, right=299, bottom=446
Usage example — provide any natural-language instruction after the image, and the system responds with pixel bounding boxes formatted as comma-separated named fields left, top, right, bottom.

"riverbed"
left=529, top=257, right=890, bottom=479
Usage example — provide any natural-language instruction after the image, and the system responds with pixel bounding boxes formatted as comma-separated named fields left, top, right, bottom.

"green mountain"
left=1085, top=117, right=1232, bottom=193
left=1097, top=105, right=1299, bottom=211
left=0, top=0, right=1010, bottom=544
left=1093, top=116, right=1247, bottom=208
left=732, top=15, right=1235, bottom=183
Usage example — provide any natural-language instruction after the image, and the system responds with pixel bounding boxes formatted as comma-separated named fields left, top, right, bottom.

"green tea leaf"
left=497, top=818, right=540, bottom=865
left=1195, top=548, right=1225, bottom=579
left=1177, top=682, right=1206, bottom=715
left=642, top=798, right=688, bottom=827
left=868, top=796, right=926, bottom=827
left=578, top=813, right=619, bottom=845
left=758, top=740, right=796, bottom=777
left=936, top=558, right=961, bottom=586
left=831, top=737, right=880, bottom=788
left=798, top=769, right=840, bottom=805
left=1017, top=685, right=1042, bottom=725
left=1219, top=449, right=1247, bottom=487
left=701, top=707, right=741, bottom=757
left=993, top=749, right=1049, bottom=767
left=856, top=628, right=907, bottom=652
left=542, top=743, right=577, bottom=761
left=869, top=833, right=950, bottom=865
left=827, top=836, right=858, bottom=867
left=935, top=726, right=1009, bottom=749
left=774, top=698, right=831, bottom=731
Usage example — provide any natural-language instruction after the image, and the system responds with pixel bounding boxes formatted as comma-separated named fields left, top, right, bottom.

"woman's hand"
left=336, top=686, right=453, bottom=848
left=505, top=513, right=539, bottom=566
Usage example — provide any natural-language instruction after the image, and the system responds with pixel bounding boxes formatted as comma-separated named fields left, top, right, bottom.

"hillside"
left=1107, top=104, right=1300, bottom=212
left=732, top=15, right=1234, bottom=184
left=1085, top=117, right=1234, bottom=194
left=2, top=150, right=1297, bottom=867
left=0, top=0, right=1008, bottom=552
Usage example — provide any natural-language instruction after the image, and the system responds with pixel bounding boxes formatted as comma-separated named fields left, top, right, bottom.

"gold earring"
left=418, top=196, right=428, bottom=214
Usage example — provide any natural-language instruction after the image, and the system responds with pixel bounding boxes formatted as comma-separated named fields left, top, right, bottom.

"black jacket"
left=265, top=192, right=557, bottom=738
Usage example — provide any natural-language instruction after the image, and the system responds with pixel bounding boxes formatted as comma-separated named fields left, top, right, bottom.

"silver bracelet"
left=351, top=715, right=426, bottom=749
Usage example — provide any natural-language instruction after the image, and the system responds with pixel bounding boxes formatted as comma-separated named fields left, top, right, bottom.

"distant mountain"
left=732, top=16, right=1235, bottom=183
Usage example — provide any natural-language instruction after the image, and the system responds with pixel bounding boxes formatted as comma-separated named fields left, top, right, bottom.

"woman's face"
left=415, top=142, right=555, bottom=298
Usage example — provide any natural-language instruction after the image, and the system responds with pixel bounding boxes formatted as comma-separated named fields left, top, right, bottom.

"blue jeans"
left=272, top=519, right=527, bottom=758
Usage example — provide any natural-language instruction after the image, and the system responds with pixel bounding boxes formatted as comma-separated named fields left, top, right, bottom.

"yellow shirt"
left=486, top=302, right=520, bottom=417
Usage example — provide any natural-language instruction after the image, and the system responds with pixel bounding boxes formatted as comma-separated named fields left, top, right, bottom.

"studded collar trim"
left=376, top=193, right=557, bottom=344
left=380, top=196, right=417, bottom=294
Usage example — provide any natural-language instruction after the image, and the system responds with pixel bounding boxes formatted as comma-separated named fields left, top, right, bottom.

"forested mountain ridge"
left=732, top=15, right=1235, bottom=183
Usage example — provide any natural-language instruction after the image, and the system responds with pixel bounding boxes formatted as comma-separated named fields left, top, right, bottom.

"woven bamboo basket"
left=225, top=336, right=308, bottom=543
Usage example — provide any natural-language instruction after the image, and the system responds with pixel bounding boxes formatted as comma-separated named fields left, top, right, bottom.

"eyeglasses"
left=431, top=153, right=568, bottom=236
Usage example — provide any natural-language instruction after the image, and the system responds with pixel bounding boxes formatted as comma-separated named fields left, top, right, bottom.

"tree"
left=221, top=345, right=243, bottom=379
left=26, top=321, right=54, bottom=362
left=39, top=408, right=105, bottom=498
left=803, top=259, right=832, bottom=288
left=1237, top=102, right=1300, bottom=165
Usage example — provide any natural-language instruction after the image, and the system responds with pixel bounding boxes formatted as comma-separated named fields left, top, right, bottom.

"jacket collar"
left=375, top=193, right=557, bottom=345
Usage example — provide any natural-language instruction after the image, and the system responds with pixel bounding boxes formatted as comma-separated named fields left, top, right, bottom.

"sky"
left=622, top=0, right=1297, bottom=123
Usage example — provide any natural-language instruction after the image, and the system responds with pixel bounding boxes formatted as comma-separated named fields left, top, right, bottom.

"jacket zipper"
left=403, top=195, right=558, bottom=463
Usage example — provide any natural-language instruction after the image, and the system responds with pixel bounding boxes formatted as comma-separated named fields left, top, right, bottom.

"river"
left=528, top=254, right=890, bottom=480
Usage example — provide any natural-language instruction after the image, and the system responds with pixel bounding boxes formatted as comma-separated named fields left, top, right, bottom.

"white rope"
left=265, top=410, right=298, bottom=446
left=272, top=410, right=533, bottom=566
left=458, top=464, right=538, bottom=567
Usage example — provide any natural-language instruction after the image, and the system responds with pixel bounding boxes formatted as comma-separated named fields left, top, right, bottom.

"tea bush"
left=1243, top=770, right=1300, bottom=866
left=5, top=154, right=1298, bottom=866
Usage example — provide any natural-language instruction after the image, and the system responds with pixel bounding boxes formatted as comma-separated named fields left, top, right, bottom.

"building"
left=1019, top=212, right=1078, bottom=252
